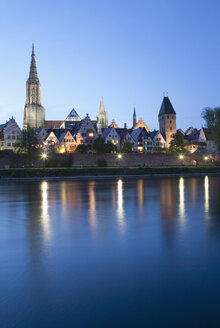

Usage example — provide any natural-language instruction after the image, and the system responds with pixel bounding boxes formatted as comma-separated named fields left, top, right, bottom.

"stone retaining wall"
left=0, top=153, right=216, bottom=168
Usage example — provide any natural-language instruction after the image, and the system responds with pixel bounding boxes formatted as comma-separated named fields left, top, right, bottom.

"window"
left=7, top=143, right=11, bottom=146
left=170, top=127, right=172, bottom=131
left=170, top=121, right=172, bottom=124
left=7, top=136, right=11, bottom=139
left=32, top=88, right=35, bottom=103
left=12, top=136, right=15, bottom=140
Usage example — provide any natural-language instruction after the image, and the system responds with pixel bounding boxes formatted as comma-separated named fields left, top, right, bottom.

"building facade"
left=0, top=117, right=21, bottom=150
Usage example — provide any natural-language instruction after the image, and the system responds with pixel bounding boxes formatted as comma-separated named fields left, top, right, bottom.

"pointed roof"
left=99, top=97, right=106, bottom=113
left=28, top=44, right=39, bottom=83
left=132, top=118, right=149, bottom=132
left=109, top=120, right=119, bottom=128
left=158, top=96, right=176, bottom=116
left=65, top=108, right=81, bottom=121
left=133, top=107, right=136, bottom=117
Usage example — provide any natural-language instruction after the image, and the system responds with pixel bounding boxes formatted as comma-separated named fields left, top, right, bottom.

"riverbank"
left=0, top=166, right=220, bottom=179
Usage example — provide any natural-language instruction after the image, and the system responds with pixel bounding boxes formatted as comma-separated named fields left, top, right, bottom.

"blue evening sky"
left=0, top=0, right=220, bottom=130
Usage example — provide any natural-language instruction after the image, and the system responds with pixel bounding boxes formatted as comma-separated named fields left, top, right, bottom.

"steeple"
left=23, top=44, right=45, bottom=129
left=133, top=107, right=137, bottom=127
left=28, top=43, right=39, bottom=83
left=97, top=97, right=108, bottom=135
left=99, top=97, right=105, bottom=113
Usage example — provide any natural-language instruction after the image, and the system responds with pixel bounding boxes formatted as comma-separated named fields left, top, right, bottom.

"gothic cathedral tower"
left=23, top=44, right=45, bottom=129
left=97, top=97, right=108, bottom=135
left=158, top=96, right=176, bottom=148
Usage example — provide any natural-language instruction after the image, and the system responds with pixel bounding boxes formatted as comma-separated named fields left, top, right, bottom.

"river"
left=1, top=176, right=220, bottom=327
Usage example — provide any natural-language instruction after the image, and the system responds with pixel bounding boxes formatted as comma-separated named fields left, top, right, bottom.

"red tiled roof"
left=44, top=121, right=63, bottom=129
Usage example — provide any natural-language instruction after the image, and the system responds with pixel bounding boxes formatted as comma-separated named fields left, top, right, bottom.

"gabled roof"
left=0, top=123, right=6, bottom=131
left=101, top=127, right=115, bottom=139
left=158, top=96, right=176, bottom=116
left=115, top=128, right=130, bottom=139
left=65, top=108, right=81, bottom=121
left=186, top=129, right=200, bottom=141
left=149, top=130, right=159, bottom=140
left=59, top=130, right=75, bottom=143
left=109, top=120, right=119, bottom=128
left=202, top=127, right=213, bottom=141
left=132, top=118, right=149, bottom=132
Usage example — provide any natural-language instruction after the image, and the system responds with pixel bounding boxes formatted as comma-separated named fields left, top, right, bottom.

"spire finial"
left=32, top=43, right=35, bottom=55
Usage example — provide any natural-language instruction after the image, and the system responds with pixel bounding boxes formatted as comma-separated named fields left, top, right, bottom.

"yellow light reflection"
left=41, top=181, right=51, bottom=241
left=179, top=177, right=185, bottom=224
left=117, top=179, right=125, bottom=231
left=88, top=181, right=97, bottom=230
left=138, top=179, right=144, bottom=211
left=204, top=176, right=210, bottom=219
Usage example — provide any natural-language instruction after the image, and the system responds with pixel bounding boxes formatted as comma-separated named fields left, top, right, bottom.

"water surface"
left=1, top=177, right=220, bottom=328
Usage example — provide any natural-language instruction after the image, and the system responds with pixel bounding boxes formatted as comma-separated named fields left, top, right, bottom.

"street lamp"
left=118, top=154, right=122, bottom=159
left=179, top=155, right=184, bottom=160
left=42, top=153, right=47, bottom=167
left=204, top=156, right=208, bottom=161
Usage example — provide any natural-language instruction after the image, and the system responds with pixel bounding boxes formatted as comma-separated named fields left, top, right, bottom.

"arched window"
left=32, top=88, right=35, bottom=103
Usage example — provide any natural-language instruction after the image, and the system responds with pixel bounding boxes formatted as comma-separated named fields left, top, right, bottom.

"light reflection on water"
left=179, top=177, right=185, bottom=225
left=40, top=181, right=51, bottom=241
left=204, top=176, right=210, bottom=220
left=116, top=179, right=125, bottom=232
left=1, top=176, right=220, bottom=328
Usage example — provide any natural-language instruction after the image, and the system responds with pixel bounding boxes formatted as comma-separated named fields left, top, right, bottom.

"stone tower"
left=97, top=97, right=108, bottom=135
left=23, top=44, right=45, bottom=129
left=133, top=107, right=137, bottom=127
left=158, top=96, right=176, bottom=148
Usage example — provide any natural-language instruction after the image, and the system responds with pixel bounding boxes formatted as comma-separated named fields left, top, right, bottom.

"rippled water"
left=1, top=176, right=220, bottom=328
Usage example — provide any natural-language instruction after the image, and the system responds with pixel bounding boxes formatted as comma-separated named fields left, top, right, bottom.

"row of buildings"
left=0, top=45, right=218, bottom=154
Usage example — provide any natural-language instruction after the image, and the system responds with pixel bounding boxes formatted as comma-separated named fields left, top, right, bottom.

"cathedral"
left=23, top=44, right=45, bottom=129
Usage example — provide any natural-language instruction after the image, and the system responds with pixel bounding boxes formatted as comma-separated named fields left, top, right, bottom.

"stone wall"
left=70, top=153, right=214, bottom=167
left=0, top=152, right=216, bottom=168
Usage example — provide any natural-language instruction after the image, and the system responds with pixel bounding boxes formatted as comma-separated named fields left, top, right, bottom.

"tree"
left=105, top=141, right=118, bottom=153
left=202, top=107, right=220, bottom=151
left=15, top=126, right=40, bottom=164
left=121, top=141, right=133, bottom=153
left=153, top=146, right=165, bottom=153
left=169, top=133, right=187, bottom=153
left=74, top=144, right=88, bottom=153
left=92, top=137, right=107, bottom=153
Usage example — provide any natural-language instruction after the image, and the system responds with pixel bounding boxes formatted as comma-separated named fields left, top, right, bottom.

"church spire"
left=99, top=96, right=105, bottom=113
left=28, top=43, right=39, bottom=83
left=133, top=107, right=137, bottom=127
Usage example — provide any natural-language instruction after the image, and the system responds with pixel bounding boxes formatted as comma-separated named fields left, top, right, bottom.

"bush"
left=97, top=159, right=107, bottom=167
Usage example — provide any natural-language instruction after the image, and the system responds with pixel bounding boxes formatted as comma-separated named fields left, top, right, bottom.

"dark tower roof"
left=133, top=107, right=136, bottom=118
left=158, top=96, right=176, bottom=116
left=28, top=44, right=39, bottom=83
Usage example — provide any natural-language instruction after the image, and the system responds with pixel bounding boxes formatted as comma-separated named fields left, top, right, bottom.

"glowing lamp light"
left=204, top=156, right=209, bottom=161
left=42, top=153, right=47, bottom=159
left=118, top=154, right=122, bottom=159
left=89, top=132, right=94, bottom=137
left=179, top=155, right=184, bottom=159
